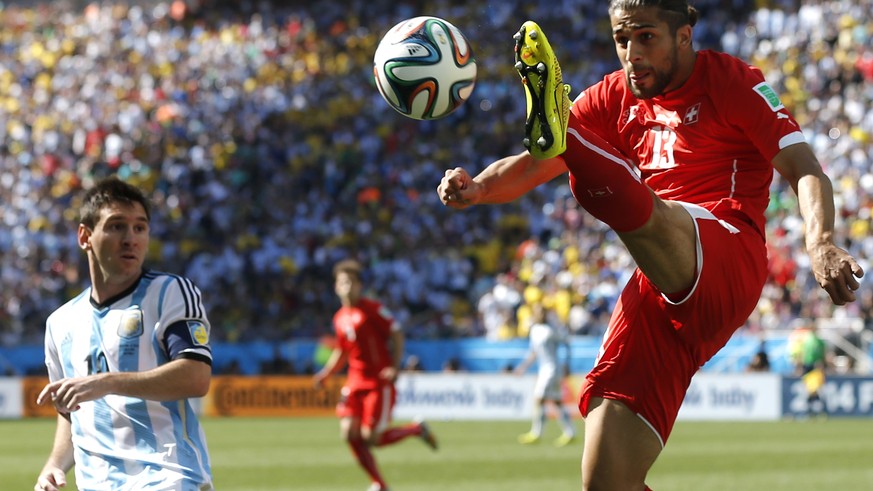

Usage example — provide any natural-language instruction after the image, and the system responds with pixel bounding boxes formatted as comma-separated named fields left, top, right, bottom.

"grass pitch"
left=3, top=417, right=873, bottom=490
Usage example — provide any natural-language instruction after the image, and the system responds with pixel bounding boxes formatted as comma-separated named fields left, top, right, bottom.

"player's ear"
left=677, top=25, right=692, bottom=48
left=78, top=224, right=92, bottom=250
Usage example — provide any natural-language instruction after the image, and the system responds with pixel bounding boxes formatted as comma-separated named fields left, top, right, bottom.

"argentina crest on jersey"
left=118, top=307, right=144, bottom=338
left=187, top=320, right=210, bottom=346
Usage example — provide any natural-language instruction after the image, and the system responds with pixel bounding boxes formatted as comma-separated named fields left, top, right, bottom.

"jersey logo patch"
left=118, top=308, right=144, bottom=338
left=188, top=320, right=209, bottom=346
left=753, top=82, right=784, bottom=111
left=683, top=103, right=701, bottom=125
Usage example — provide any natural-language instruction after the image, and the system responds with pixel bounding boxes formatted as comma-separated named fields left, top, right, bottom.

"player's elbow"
left=190, top=377, right=211, bottom=398
left=184, top=361, right=212, bottom=397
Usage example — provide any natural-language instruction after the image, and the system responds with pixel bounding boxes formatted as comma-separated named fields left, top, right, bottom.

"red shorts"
left=337, top=384, right=396, bottom=431
left=579, top=203, right=768, bottom=445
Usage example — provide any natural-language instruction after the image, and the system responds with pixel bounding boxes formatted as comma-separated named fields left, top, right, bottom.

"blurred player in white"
left=514, top=302, right=576, bottom=446
left=35, top=177, right=214, bottom=491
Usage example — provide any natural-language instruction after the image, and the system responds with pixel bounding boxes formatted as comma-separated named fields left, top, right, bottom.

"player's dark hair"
left=609, top=0, right=699, bottom=31
left=79, top=176, right=151, bottom=228
left=333, top=259, right=363, bottom=281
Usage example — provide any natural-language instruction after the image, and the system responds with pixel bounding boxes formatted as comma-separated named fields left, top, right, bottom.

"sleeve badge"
left=187, top=320, right=210, bottom=346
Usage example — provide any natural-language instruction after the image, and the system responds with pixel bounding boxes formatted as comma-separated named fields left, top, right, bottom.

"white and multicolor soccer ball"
left=373, top=16, right=477, bottom=120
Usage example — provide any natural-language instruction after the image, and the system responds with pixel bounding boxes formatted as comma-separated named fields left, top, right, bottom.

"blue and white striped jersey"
left=44, top=270, right=214, bottom=490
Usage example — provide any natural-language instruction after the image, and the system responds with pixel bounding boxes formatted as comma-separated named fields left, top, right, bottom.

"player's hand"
left=379, top=366, right=398, bottom=383
left=34, top=466, right=66, bottom=491
left=438, top=167, right=481, bottom=209
left=36, top=376, right=106, bottom=413
left=809, top=242, right=864, bottom=305
left=312, top=373, right=326, bottom=389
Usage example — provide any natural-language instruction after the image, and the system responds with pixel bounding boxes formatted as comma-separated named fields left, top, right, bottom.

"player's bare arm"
left=438, top=151, right=567, bottom=208
left=37, top=359, right=211, bottom=413
left=772, top=143, right=863, bottom=305
left=514, top=350, right=536, bottom=376
left=380, top=330, right=404, bottom=383
left=35, top=414, right=73, bottom=491
left=313, top=348, right=347, bottom=388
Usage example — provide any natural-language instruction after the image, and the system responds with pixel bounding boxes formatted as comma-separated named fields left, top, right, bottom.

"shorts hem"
left=579, top=388, right=666, bottom=447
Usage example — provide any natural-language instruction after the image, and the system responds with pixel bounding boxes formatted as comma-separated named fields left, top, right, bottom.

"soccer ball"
left=373, top=16, right=477, bottom=120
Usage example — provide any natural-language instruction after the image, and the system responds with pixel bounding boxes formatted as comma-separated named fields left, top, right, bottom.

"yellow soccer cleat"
left=513, top=20, right=571, bottom=160
left=553, top=433, right=576, bottom=447
left=517, top=431, right=541, bottom=444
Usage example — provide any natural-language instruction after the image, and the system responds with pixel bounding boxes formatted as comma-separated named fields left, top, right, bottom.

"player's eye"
left=638, top=32, right=655, bottom=42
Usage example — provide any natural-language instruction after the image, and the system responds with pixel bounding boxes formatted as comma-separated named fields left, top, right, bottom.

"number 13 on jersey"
left=649, top=125, right=677, bottom=168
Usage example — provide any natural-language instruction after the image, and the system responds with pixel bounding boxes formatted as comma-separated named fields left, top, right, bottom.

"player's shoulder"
left=698, top=50, right=766, bottom=87
left=142, top=269, right=200, bottom=291
left=585, top=69, right=627, bottom=98
left=141, top=269, right=207, bottom=313
left=573, top=69, right=629, bottom=117
left=354, top=297, right=378, bottom=310
left=47, top=289, right=90, bottom=324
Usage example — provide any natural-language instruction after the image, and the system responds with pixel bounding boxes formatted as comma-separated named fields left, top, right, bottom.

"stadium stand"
left=0, top=0, right=871, bottom=374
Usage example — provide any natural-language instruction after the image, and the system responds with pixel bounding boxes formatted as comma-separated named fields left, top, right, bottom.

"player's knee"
left=582, top=446, right=653, bottom=491
left=359, top=427, right=377, bottom=446
left=342, top=427, right=360, bottom=444
left=582, top=468, right=646, bottom=491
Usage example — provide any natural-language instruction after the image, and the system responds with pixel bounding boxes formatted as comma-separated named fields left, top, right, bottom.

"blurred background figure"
left=799, top=322, right=829, bottom=418
left=514, top=302, right=576, bottom=447
left=746, top=339, right=771, bottom=372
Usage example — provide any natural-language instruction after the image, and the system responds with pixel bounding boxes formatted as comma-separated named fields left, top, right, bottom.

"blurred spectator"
left=0, top=0, right=871, bottom=356
left=260, top=345, right=296, bottom=375
left=442, top=357, right=463, bottom=372
left=403, top=354, right=423, bottom=372
left=746, top=341, right=771, bottom=372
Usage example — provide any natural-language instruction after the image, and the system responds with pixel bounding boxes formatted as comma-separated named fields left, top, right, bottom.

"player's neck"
left=90, top=270, right=141, bottom=305
left=662, top=50, right=697, bottom=97
left=341, top=295, right=360, bottom=308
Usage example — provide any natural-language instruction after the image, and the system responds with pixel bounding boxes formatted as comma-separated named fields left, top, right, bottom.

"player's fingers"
left=851, top=259, right=865, bottom=279
left=49, top=470, right=66, bottom=489
left=824, top=277, right=854, bottom=306
left=843, top=266, right=861, bottom=293
left=440, top=168, right=468, bottom=193
left=35, top=383, right=56, bottom=406
left=35, top=476, right=62, bottom=491
left=53, top=382, right=81, bottom=412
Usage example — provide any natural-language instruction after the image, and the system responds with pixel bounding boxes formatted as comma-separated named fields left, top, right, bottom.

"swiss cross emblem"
left=683, top=103, right=701, bottom=125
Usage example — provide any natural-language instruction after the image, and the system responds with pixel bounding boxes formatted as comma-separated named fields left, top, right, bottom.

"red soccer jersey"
left=333, top=298, right=396, bottom=390
left=570, top=50, right=805, bottom=235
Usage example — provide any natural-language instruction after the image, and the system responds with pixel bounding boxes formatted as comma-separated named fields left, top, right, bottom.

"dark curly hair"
left=608, top=0, right=699, bottom=32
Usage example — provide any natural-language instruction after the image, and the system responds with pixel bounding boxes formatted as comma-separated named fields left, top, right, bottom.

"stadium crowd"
left=1, top=1, right=872, bottom=362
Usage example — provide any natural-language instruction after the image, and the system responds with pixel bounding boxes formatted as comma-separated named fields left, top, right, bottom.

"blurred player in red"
left=437, top=1, right=862, bottom=489
left=313, top=259, right=437, bottom=491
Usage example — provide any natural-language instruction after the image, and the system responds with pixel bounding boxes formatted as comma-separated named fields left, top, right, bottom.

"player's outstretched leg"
left=514, top=20, right=571, bottom=160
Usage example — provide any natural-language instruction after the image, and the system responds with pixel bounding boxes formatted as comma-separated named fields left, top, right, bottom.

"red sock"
left=645, top=486, right=653, bottom=491
left=377, top=423, right=419, bottom=447
left=564, top=125, right=654, bottom=232
left=348, top=438, right=385, bottom=487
